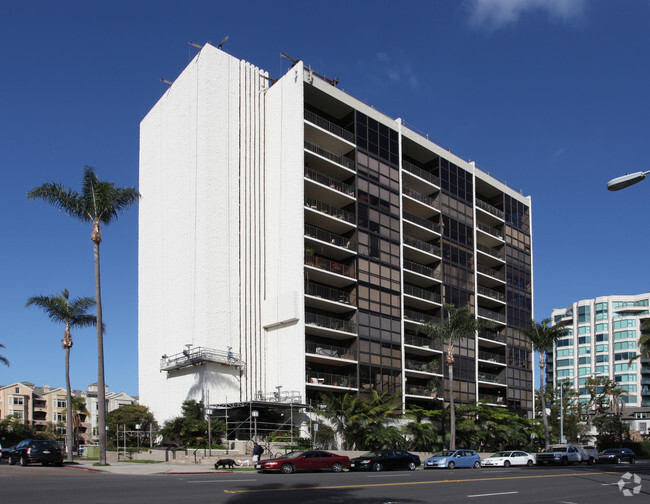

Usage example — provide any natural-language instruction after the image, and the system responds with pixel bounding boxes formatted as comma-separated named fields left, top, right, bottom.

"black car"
left=1, top=444, right=16, bottom=463
left=9, top=439, right=64, bottom=466
left=598, top=448, right=635, bottom=464
left=349, top=449, right=420, bottom=471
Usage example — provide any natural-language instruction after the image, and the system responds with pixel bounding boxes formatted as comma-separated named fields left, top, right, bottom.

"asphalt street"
left=0, top=461, right=648, bottom=503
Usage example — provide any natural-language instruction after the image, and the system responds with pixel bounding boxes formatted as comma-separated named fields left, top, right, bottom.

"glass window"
left=595, top=365, right=609, bottom=374
left=595, top=323, right=608, bottom=332
left=613, top=319, right=636, bottom=329
left=578, top=305, right=591, bottom=324
left=579, top=367, right=591, bottom=376
left=578, top=326, right=591, bottom=335
left=578, top=347, right=590, bottom=355
left=596, top=344, right=609, bottom=353
left=557, top=369, right=574, bottom=377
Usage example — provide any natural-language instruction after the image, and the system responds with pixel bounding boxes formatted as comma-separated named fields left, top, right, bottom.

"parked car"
left=536, top=444, right=582, bottom=465
left=255, top=450, right=350, bottom=474
left=482, top=450, right=535, bottom=467
left=424, top=449, right=481, bottom=469
left=8, top=439, right=64, bottom=467
left=0, top=444, right=15, bottom=463
left=598, top=448, right=635, bottom=464
left=349, top=450, right=420, bottom=471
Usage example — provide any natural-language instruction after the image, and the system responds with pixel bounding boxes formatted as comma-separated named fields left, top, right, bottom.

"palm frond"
left=27, top=183, right=89, bottom=222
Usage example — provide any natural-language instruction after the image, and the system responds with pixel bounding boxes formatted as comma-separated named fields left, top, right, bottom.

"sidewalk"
left=67, top=460, right=235, bottom=475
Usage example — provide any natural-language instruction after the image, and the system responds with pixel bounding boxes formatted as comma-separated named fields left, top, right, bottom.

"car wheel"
left=587, top=457, right=594, bottom=465
left=9, top=456, right=16, bottom=466
left=372, top=462, right=382, bottom=472
left=20, top=455, right=28, bottom=467
left=615, top=457, right=621, bottom=464
left=629, top=458, right=635, bottom=465
left=407, top=461, right=417, bottom=471
left=280, top=463, right=295, bottom=474
left=503, top=460, right=511, bottom=468
left=527, top=460, right=533, bottom=467
left=473, top=461, right=481, bottom=469
left=561, top=457, right=568, bottom=466
left=331, top=462, right=343, bottom=473
left=448, top=461, right=455, bottom=469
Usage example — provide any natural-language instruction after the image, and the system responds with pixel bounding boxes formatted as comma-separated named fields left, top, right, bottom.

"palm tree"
left=26, top=289, right=96, bottom=462
left=418, top=303, right=483, bottom=450
left=28, top=166, right=140, bottom=465
left=0, top=343, right=8, bottom=366
left=629, top=319, right=650, bottom=364
left=518, top=318, right=569, bottom=449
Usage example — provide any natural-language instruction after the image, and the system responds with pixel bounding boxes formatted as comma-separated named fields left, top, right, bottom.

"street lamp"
left=252, top=410, right=259, bottom=442
left=607, top=170, right=650, bottom=191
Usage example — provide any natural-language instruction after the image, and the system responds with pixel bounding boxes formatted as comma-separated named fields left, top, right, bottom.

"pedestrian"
left=252, top=442, right=264, bottom=462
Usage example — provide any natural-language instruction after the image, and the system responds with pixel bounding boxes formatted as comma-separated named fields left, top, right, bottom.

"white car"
left=481, top=450, right=535, bottom=467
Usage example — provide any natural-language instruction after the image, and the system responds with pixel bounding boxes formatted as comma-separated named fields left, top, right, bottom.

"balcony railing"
left=403, top=259, right=442, bottom=281
left=305, top=254, right=355, bottom=278
left=477, top=222, right=504, bottom=240
left=304, top=140, right=355, bottom=170
left=477, top=307, right=506, bottom=323
left=305, top=196, right=355, bottom=224
left=304, top=109, right=355, bottom=142
left=403, top=211, right=441, bottom=234
left=477, top=263, right=506, bottom=281
left=403, top=187, right=440, bottom=209
left=405, top=384, right=440, bottom=398
left=477, top=285, right=505, bottom=302
left=405, top=358, right=441, bottom=374
left=478, top=393, right=505, bottom=405
left=305, top=224, right=354, bottom=250
left=478, top=370, right=507, bottom=385
left=307, top=371, right=357, bottom=388
left=305, top=312, right=356, bottom=333
left=478, top=330, right=506, bottom=343
left=404, top=284, right=442, bottom=304
left=404, top=309, right=441, bottom=325
left=478, top=350, right=506, bottom=364
left=306, top=341, right=356, bottom=360
left=161, top=346, right=244, bottom=372
left=403, top=235, right=441, bottom=257
left=402, top=160, right=441, bottom=187
left=475, top=198, right=505, bottom=220
left=404, top=333, right=442, bottom=350
left=305, top=281, right=353, bottom=305
left=305, top=167, right=355, bottom=197
left=476, top=242, right=505, bottom=260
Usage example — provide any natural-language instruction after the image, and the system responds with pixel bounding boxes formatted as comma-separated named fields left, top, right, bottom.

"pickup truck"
left=536, top=444, right=583, bottom=465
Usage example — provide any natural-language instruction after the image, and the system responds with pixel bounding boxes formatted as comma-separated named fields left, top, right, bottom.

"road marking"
left=189, top=479, right=258, bottom=483
left=368, top=474, right=411, bottom=478
left=223, top=471, right=619, bottom=494
left=468, top=491, right=518, bottom=498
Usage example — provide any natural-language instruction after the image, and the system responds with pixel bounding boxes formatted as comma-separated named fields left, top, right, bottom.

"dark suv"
left=9, top=439, right=64, bottom=466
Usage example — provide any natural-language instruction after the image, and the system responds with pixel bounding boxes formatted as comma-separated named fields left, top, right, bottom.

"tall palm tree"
left=26, top=289, right=96, bottom=462
left=518, top=318, right=569, bottom=449
left=629, top=319, right=650, bottom=364
left=28, top=166, right=140, bottom=465
left=418, top=303, right=482, bottom=450
left=0, top=343, right=8, bottom=366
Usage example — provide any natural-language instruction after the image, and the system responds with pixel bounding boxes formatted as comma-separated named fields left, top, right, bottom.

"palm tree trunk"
left=539, top=361, right=550, bottom=449
left=94, top=239, right=107, bottom=465
left=449, top=362, right=455, bottom=450
left=65, top=346, right=73, bottom=463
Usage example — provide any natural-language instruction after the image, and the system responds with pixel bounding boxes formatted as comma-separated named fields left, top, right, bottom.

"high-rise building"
left=138, top=44, right=534, bottom=424
left=549, top=293, right=650, bottom=408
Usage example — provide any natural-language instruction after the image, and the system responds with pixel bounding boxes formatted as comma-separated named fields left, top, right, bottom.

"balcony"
left=304, top=140, right=355, bottom=170
left=404, top=333, right=442, bottom=352
left=402, top=187, right=441, bottom=217
left=305, top=312, right=356, bottom=338
left=305, top=166, right=355, bottom=208
left=402, top=160, right=441, bottom=188
left=404, top=284, right=442, bottom=309
left=403, top=259, right=442, bottom=287
left=478, top=370, right=507, bottom=385
left=306, top=341, right=357, bottom=363
left=478, top=350, right=506, bottom=365
left=477, top=263, right=506, bottom=283
left=304, top=109, right=355, bottom=143
left=305, top=196, right=355, bottom=235
left=403, top=235, right=442, bottom=263
left=478, top=393, right=506, bottom=405
left=477, top=307, right=506, bottom=324
left=405, top=384, right=440, bottom=399
left=305, top=281, right=354, bottom=306
left=476, top=242, right=505, bottom=262
left=475, top=198, right=505, bottom=221
left=307, top=371, right=357, bottom=389
left=478, top=330, right=506, bottom=344
left=304, top=224, right=355, bottom=261
left=477, top=285, right=506, bottom=304
left=403, top=211, right=441, bottom=239
left=305, top=254, right=356, bottom=288
left=404, top=309, right=441, bottom=326
left=405, top=358, right=441, bottom=374
left=160, top=347, right=244, bottom=372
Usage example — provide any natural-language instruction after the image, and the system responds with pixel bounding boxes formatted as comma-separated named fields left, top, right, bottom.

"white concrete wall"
left=262, top=63, right=307, bottom=400
left=139, top=45, right=268, bottom=422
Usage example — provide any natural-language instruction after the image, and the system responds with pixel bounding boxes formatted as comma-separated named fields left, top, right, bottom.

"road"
left=0, top=462, right=648, bottom=503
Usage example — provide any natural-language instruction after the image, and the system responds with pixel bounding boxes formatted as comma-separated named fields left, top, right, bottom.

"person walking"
left=252, top=442, right=264, bottom=462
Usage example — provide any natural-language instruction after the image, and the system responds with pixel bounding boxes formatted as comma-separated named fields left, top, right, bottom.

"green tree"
left=403, top=405, right=445, bottom=452
left=107, top=404, right=156, bottom=449
left=518, top=318, right=569, bottom=449
left=0, top=414, right=34, bottom=444
left=63, top=396, right=90, bottom=452
left=26, top=289, right=96, bottom=462
left=160, top=400, right=224, bottom=447
left=0, top=343, right=8, bottom=366
left=28, top=167, right=140, bottom=465
left=418, top=304, right=483, bottom=450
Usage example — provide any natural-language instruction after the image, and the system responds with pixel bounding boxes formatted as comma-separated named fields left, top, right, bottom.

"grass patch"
left=92, top=462, right=111, bottom=467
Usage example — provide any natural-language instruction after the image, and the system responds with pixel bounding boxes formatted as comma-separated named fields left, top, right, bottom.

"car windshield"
left=545, top=447, right=567, bottom=452
left=432, top=450, right=456, bottom=457
left=492, top=451, right=512, bottom=457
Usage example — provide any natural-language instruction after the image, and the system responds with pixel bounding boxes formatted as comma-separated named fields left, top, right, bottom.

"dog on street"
left=215, top=458, right=239, bottom=469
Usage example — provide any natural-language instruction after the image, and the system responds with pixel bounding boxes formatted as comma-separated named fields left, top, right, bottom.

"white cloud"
left=467, top=0, right=585, bottom=30
left=375, top=53, right=419, bottom=89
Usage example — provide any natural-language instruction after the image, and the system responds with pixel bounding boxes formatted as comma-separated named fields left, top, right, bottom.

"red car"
left=255, top=450, right=350, bottom=474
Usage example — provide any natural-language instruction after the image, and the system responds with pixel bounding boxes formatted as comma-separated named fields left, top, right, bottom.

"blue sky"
left=1, top=0, right=649, bottom=401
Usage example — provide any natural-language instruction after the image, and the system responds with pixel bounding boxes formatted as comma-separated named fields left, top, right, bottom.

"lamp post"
left=607, top=170, right=650, bottom=191
left=252, top=410, right=259, bottom=442
left=559, top=381, right=565, bottom=444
